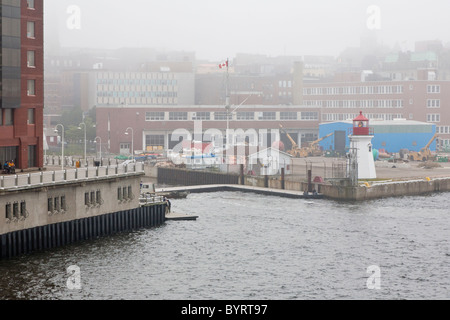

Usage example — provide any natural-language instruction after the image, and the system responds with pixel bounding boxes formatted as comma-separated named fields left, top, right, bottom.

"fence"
left=1, top=163, right=144, bottom=190
left=157, top=167, right=240, bottom=186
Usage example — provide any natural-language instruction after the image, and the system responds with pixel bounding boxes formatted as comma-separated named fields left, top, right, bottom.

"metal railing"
left=139, top=193, right=165, bottom=206
left=0, top=162, right=145, bottom=190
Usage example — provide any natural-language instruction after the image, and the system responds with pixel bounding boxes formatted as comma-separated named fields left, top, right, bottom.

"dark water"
left=1, top=191, right=449, bottom=300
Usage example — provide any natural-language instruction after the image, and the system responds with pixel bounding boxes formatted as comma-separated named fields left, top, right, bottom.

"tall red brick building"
left=0, top=0, right=44, bottom=170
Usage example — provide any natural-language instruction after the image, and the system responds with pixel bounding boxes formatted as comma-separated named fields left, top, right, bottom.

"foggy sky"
left=44, top=0, right=450, bottom=60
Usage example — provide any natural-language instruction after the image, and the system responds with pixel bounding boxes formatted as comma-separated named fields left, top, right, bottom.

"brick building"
left=0, top=0, right=44, bottom=170
left=303, top=78, right=450, bottom=149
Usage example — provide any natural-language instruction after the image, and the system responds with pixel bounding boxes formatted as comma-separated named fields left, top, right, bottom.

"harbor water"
left=1, top=191, right=449, bottom=300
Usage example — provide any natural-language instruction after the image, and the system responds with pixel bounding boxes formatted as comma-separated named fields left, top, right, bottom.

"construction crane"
left=408, top=133, right=438, bottom=161
left=279, top=124, right=308, bottom=158
left=306, top=132, right=335, bottom=156
left=279, top=125, right=334, bottom=157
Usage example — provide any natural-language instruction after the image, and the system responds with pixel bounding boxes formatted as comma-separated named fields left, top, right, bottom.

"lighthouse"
left=349, top=111, right=376, bottom=179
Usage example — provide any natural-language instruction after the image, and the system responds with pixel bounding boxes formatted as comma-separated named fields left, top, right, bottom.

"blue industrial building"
left=319, top=119, right=436, bottom=154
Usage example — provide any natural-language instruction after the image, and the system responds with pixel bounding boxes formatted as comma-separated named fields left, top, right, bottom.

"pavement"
left=288, top=156, right=450, bottom=181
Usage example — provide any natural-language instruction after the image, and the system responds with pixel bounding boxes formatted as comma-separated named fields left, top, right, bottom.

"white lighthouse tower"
left=349, top=111, right=376, bottom=179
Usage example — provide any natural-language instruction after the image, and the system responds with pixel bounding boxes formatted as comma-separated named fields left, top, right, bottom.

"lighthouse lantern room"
left=349, top=111, right=377, bottom=179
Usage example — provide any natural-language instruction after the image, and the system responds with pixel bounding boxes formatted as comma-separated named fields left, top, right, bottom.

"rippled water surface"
left=1, top=191, right=449, bottom=300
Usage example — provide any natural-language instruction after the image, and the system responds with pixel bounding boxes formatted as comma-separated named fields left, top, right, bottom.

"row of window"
left=437, top=126, right=450, bottom=134
left=304, top=84, right=442, bottom=96
left=97, top=72, right=177, bottom=81
left=322, top=113, right=404, bottom=122
left=118, top=186, right=134, bottom=202
left=427, top=114, right=440, bottom=123
left=304, top=85, right=405, bottom=96
left=0, top=109, right=35, bottom=126
left=97, top=91, right=178, bottom=98
left=48, top=196, right=67, bottom=215
left=307, top=100, right=405, bottom=108
left=96, top=97, right=177, bottom=106
left=84, top=191, right=103, bottom=207
left=144, top=111, right=318, bottom=121
left=5, top=201, right=29, bottom=222
left=97, top=79, right=178, bottom=86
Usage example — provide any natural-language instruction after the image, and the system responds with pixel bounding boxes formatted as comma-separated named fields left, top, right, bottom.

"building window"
left=145, top=112, right=165, bottom=121
left=117, top=187, right=123, bottom=201
left=427, top=85, right=440, bottom=93
left=85, top=192, right=90, bottom=206
left=280, top=112, right=298, bottom=120
left=145, top=135, right=165, bottom=150
left=48, top=198, right=53, bottom=213
left=28, top=109, right=35, bottom=124
left=3, top=109, right=13, bottom=126
left=27, top=80, right=36, bottom=96
left=13, top=202, right=19, bottom=219
left=5, top=203, right=12, bottom=220
left=192, top=112, right=210, bottom=121
left=27, top=51, right=35, bottom=67
left=427, top=99, right=440, bottom=108
left=236, top=112, right=254, bottom=121
left=169, top=112, right=188, bottom=121
left=96, top=191, right=102, bottom=205
left=301, top=112, right=319, bottom=121
left=90, top=191, right=96, bottom=205
left=427, top=114, right=440, bottom=123
left=128, top=186, right=133, bottom=200
left=214, top=112, right=232, bottom=120
left=27, top=21, right=35, bottom=38
left=27, top=0, right=35, bottom=9
left=61, top=196, right=67, bottom=211
left=258, top=112, right=276, bottom=120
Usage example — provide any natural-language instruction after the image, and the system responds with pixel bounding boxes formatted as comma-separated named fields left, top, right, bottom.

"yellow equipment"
left=307, top=132, right=334, bottom=156
left=408, top=133, right=438, bottom=161
left=279, top=125, right=334, bottom=157
left=279, top=124, right=308, bottom=158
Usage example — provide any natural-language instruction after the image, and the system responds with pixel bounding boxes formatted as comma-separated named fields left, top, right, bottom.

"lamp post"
left=125, top=127, right=134, bottom=159
left=78, top=122, right=86, bottom=164
left=54, top=124, right=64, bottom=170
left=94, top=136, right=102, bottom=159
left=225, top=95, right=253, bottom=173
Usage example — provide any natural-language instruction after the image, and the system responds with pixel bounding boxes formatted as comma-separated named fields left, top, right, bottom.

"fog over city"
left=44, top=0, right=450, bottom=60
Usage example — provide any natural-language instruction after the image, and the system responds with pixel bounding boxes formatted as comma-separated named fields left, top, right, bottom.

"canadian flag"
left=219, top=60, right=229, bottom=69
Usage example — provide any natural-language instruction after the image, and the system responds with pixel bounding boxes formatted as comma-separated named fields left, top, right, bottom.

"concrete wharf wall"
left=155, top=167, right=450, bottom=201
left=0, top=163, right=167, bottom=260
left=0, top=204, right=165, bottom=260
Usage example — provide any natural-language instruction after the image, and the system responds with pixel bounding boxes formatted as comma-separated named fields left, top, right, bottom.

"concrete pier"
left=0, top=204, right=165, bottom=260
left=156, top=184, right=323, bottom=199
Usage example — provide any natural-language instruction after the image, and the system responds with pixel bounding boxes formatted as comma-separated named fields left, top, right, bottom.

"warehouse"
left=318, top=119, right=437, bottom=154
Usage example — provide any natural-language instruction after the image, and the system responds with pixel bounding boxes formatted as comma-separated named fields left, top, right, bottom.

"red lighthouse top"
left=352, top=111, right=371, bottom=135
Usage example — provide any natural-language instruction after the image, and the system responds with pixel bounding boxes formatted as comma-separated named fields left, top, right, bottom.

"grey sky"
left=44, top=0, right=450, bottom=60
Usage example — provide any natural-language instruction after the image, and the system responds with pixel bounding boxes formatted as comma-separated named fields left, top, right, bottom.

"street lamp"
left=78, top=122, right=86, bottom=164
left=225, top=95, right=253, bottom=173
left=94, top=136, right=102, bottom=159
left=125, top=127, right=134, bottom=158
left=54, top=124, right=64, bottom=170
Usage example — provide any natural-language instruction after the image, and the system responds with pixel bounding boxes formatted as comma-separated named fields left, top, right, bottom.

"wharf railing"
left=0, top=162, right=145, bottom=190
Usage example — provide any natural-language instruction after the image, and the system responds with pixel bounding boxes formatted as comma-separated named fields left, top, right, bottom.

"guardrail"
left=0, top=162, right=145, bottom=190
